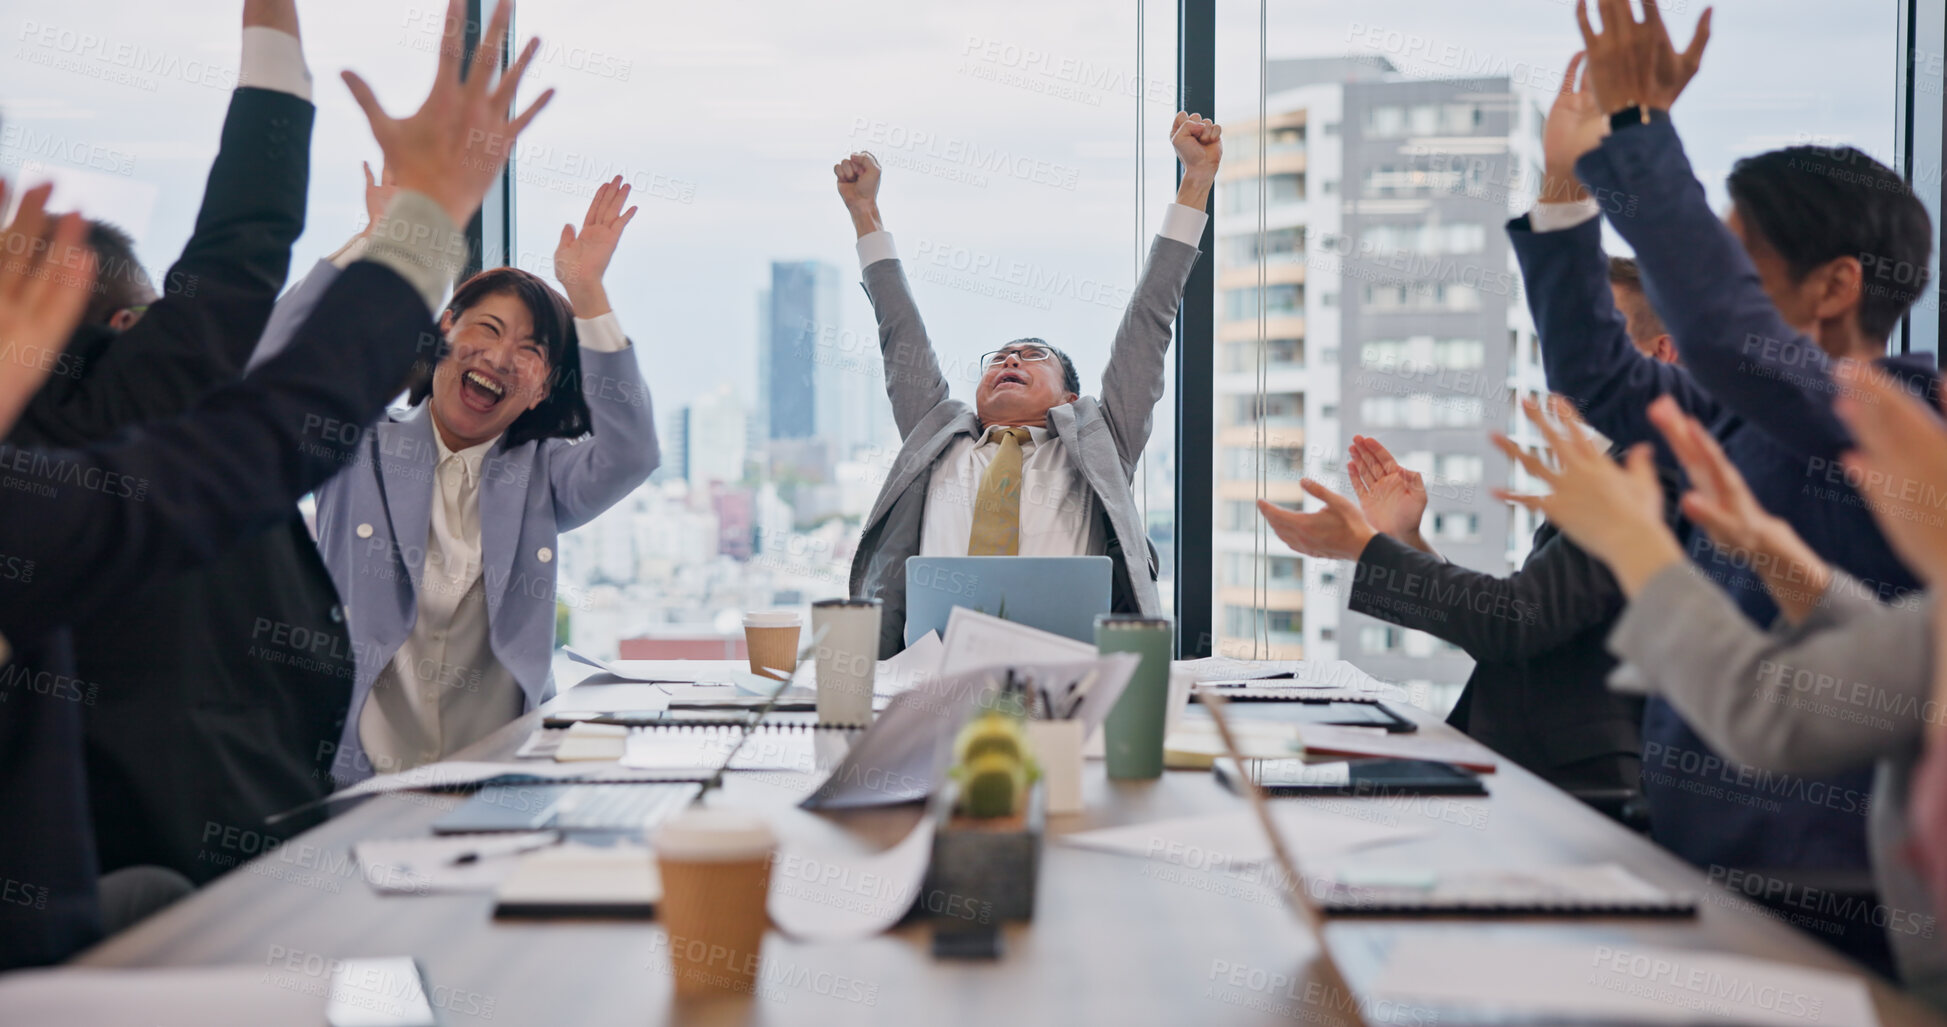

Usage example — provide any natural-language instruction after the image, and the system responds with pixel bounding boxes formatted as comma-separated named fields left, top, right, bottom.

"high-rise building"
left=1212, top=57, right=1547, bottom=704
left=763, top=260, right=838, bottom=442
left=683, top=383, right=748, bottom=490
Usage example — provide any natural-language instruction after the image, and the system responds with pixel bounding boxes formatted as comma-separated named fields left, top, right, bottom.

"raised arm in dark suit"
left=15, top=74, right=313, bottom=445
left=1508, top=53, right=1722, bottom=454
left=0, top=0, right=555, bottom=968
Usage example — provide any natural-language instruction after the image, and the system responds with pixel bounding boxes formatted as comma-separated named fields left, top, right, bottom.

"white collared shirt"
left=357, top=313, right=630, bottom=773
left=359, top=428, right=519, bottom=774
left=919, top=423, right=1101, bottom=558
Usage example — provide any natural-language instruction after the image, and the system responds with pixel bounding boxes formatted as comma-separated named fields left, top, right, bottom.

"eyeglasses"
left=978, top=345, right=1053, bottom=369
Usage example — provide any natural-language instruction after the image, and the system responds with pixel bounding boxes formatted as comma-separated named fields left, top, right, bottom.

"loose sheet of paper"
left=768, top=817, right=939, bottom=942
left=1363, top=936, right=1878, bottom=1027
left=801, top=656, right=1137, bottom=810
left=354, top=832, right=558, bottom=894
left=877, top=630, right=943, bottom=696
left=1296, top=723, right=1499, bottom=773
left=939, top=607, right=1094, bottom=675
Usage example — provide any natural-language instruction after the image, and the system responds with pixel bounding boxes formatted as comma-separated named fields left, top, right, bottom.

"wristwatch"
left=1608, top=105, right=1666, bottom=131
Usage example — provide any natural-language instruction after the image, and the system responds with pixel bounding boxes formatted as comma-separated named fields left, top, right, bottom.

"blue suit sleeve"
left=1574, top=117, right=1854, bottom=461
left=1508, top=214, right=1721, bottom=453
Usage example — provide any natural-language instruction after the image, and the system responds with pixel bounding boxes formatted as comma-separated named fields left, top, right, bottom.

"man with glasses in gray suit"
left=836, top=112, right=1222, bottom=656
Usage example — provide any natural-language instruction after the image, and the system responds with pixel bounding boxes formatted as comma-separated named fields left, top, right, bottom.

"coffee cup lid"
left=743, top=611, right=801, bottom=627
left=653, top=809, right=776, bottom=861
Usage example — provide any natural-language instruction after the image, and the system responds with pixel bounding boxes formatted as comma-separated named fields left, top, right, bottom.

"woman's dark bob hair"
left=408, top=266, right=593, bottom=448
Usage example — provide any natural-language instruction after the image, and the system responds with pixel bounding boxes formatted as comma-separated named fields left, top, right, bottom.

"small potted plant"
left=923, top=705, right=1046, bottom=922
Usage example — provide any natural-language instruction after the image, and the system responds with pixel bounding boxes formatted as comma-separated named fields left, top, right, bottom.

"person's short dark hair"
left=407, top=266, right=592, bottom=448
left=1004, top=337, right=1080, bottom=395
left=82, top=220, right=155, bottom=327
left=1726, top=146, right=1933, bottom=342
left=1605, top=255, right=1667, bottom=342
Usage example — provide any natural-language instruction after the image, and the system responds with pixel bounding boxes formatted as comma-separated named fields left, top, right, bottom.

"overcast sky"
left=0, top=0, right=1907, bottom=434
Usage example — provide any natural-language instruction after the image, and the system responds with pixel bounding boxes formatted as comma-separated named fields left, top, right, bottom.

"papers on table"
left=619, top=727, right=831, bottom=773
left=1163, top=718, right=1302, bottom=770
left=354, top=832, right=559, bottom=895
left=1296, top=724, right=1499, bottom=774
left=1362, top=936, right=1879, bottom=1026
left=1318, top=863, right=1695, bottom=916
left=801, top=655, right=1138, bottom=810
left=939, top=607, right=1094, bottom=675
left=0, top=966, right=326, bottom=1025
left=876, top=629, right=943, bottom=695
left=1060, top=803, right=1428, bottom=868
left=554, top=721, right=630, bottom=762
left=494, top=842, right=661, bottom=917
left=769, top=817, right=939, bottom=942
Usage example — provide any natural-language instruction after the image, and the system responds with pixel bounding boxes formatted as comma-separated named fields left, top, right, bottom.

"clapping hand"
left=1834, top=361, right=1947, bottom=589
left=1493, top=395, right=1680, bottom=593
left=0, top=180, right=95, bottom=436
left=553, top=176, right=638, bottom=317
left=1256, top=480, right=1377, bottom=562
left=1346, top=435, right=1429, bottom=548
left=1576, top=0, right=1713, bottom=116
left=342, top=0, right=553, bottom=230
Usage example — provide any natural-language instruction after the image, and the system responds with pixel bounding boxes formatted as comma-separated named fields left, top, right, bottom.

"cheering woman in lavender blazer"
left=286, top=176, right=657, bottom=783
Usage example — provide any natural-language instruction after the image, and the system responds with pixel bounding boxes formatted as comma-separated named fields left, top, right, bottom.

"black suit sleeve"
left=0, top=261, right=433, bottom=641
left=1348, top=530, right=1624, bottom=664
left=13, top=87, right=313, bottom=447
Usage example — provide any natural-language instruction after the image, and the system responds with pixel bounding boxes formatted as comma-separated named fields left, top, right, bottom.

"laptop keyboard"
left=551, top=783, right=697, bottom=832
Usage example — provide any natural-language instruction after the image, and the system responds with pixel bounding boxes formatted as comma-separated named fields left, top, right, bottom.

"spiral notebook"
left=1318, top=864, right=1697, bottom=918
left=616, top=721, right=864, bottom=773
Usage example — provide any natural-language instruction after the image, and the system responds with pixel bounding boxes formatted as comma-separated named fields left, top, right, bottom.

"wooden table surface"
left=74, top=663, right=1947, bottom=1026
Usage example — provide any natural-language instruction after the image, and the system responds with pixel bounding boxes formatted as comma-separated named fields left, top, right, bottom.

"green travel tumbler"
left=1097, top=614, right=1173, bottom=780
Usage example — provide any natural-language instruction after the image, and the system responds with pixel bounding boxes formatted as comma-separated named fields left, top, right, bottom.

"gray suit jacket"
left=847, top=234, right=1201, bottom=657
left=1607, top=564, right=1942, bottom=1004
left=270, top=261, right=661, bottom=783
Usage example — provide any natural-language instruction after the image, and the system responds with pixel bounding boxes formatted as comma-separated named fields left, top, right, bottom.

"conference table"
left=75, top=660, right=1947, bottom=1026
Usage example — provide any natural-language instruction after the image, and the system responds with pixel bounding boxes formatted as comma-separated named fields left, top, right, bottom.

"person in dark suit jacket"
left=0, top=1, right=352, bottom=888
left=1255, top=260, right=1680, bottom=796
left=1509, top=11, right=1935, bottom=968
left=0, top=0, right=554, bottom=968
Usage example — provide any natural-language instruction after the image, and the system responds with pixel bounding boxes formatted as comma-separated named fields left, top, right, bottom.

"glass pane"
left=511, top=1, right=1179, bottom=662
left=1211, top=0, right=1900, bottom=709
left=0, top=3, right=437, bottom=289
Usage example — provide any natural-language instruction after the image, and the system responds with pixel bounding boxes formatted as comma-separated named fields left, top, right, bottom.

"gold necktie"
left=966, top=427, right=1032, bottom=556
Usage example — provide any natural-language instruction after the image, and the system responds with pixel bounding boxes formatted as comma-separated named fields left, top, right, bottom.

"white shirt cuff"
left=1159, top=203, right=1209, bottom=247
left=575, top=311, right=629, bottom=352
left=1528, top=198, right=1601, bottom=233
left=238, top=27, right=312, bottom=102
left=328, top=235, right=370, bottom=270
left=857, top=231, right=898, bottom=270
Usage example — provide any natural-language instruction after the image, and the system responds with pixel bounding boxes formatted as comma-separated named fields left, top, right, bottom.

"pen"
left=447, top=833, right=560, bottom=866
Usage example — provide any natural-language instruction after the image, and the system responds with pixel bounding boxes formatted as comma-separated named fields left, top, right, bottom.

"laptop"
left=432, top=780, right=699, bottom=838
left=904, top=555, right=1112, bottom=646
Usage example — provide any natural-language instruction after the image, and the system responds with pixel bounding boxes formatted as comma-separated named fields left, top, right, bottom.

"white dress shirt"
left=357, top=312, right=628, bottom=773
left=921, top=424, right=1102, bottom=558
left=858, top=203, right=1208, bottom=559
left=359, top=431, right=519, bottom=774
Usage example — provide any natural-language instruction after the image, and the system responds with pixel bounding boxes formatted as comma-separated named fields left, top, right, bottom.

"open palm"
left=1347, top=435, right=1427, bottom=539
left=554, top=175, right=639, bottom=302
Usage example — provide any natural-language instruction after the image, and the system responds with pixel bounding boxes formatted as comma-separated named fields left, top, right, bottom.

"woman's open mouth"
left=460, top=368, right=508, bottom=413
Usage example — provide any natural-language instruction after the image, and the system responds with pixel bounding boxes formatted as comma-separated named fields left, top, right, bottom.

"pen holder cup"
left=923, top=779, right=1045, bottom=924
left=1026, top=719, right=1084, bottom=815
